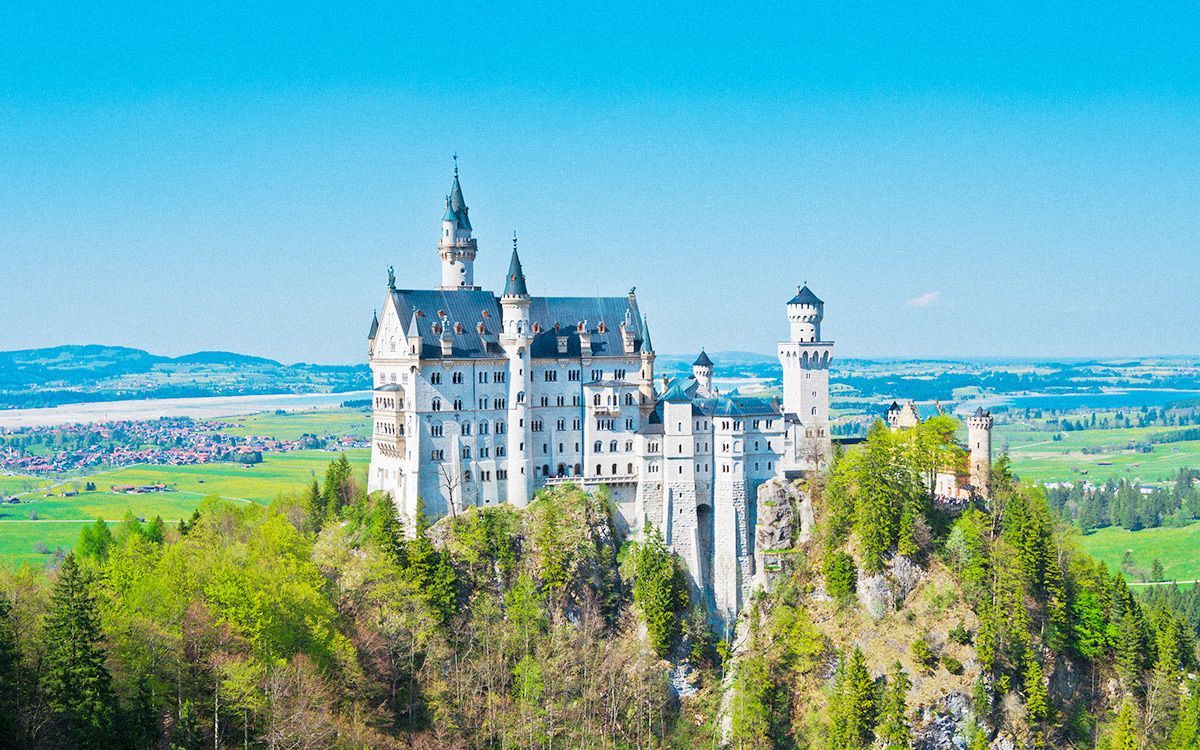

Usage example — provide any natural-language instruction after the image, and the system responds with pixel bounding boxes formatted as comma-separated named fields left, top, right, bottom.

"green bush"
left=949, top=620, right=973, bottom=645
left=943, top=655, right=964, bottom=675
left=911, top=632, right=937, bottom=673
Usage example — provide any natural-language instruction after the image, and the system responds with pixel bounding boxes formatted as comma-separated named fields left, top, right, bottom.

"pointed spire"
left=441, top=156, right=472, bottom=232
left=641, top=316, right=654, bottom=354
left=406, top=310, right=421, bottom=339
left=693, top=350, right=713, bottom=367
left=503, top=232, right=529, bottom=298
left=367, top=310, right=379, bottom=341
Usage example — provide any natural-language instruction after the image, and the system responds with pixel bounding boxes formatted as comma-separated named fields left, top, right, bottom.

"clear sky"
left=1, top=2, right=1198, bottom=363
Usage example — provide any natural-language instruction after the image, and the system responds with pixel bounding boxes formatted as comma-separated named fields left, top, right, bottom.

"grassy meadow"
left=0, top=405, right=372, bottom=568
left=1075, top=524, right=1200, bottom=585
left=997, top=423, right=1200, bottom=485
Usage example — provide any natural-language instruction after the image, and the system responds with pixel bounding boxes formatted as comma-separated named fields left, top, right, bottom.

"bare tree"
left=438, top=462, right=463, bottom=520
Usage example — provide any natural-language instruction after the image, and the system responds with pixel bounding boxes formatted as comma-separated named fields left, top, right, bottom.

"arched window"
left=596, top=464, right=603, bottom=475
left=542, top=464, right=550, bottom=477
left=593, top=440, right=603, bottom=453
left=627, top=462, right=634, bottom=474
left=611, top=463, right=617, bottom=475
left=479, top=397, right=488, bottom=409
left=574, top=463, right=581, bottom=475
left=625, top=440, right=633, bottom=452
left=609, top=440, right=618, bottom=452
left=624, top=393, right=634, bottom=405
left=557, top=463, right=565, bottom=476
left=593, top=393, right=602, bottom=406
left=517, top=392, right=525, bottom=404
left=432, top=398, right=441, bottom=412
left=453, top=398, right=462, bottom=411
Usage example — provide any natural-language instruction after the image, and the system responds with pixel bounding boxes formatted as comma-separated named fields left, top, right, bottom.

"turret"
left=692, top=350, right=714, bottom=397
left=786, top=285, right=823, bottom=343
left=638, top=316, right=657, bottom=419
left=438, top=159, right=479, bottom=290
left=500, top=235, right=533, bottom=506
left=967, top=408, right=994, bottom=499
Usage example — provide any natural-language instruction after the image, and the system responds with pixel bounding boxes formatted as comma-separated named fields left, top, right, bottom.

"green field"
left=1077, top=523, right=1200, bottom=585
left=998, top=423, right=1200, bottom=485
left=0, top=449, right=369, bottom=568
left=215, top=407, right=370, bottom=440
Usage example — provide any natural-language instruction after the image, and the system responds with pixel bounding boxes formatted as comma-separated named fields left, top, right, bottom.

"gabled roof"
left=788, top=285, right=823, bottom=306
left=693, top=350, right=713, bottom=367
left=388, top=288, right=648, bottom=360
left=367, top=310, right=379, bottom=341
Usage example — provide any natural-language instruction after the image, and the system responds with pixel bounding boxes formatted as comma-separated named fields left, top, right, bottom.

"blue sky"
left=1, top=2, right=1198, bottom=363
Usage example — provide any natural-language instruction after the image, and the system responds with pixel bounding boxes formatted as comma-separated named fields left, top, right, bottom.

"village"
left=0, top=415, right=368, bottom=477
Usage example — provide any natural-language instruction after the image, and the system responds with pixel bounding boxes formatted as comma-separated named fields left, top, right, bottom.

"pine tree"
left=1023, top=655, right=1049, bottom=747
left=303, top=479, right=325, bottom=530
left=0, top=597, right=20, bottom=744
left=76, top=518, right=114, bottom=561
left=42, top=553, right=114, bottom=747
left=1110, top=698, right=1140, bottom=750
left=1169, top=683, right=1200, bottom=749
left=829, top=646, right=876, bottom=749
left=876, top=660, right=912, bottom=749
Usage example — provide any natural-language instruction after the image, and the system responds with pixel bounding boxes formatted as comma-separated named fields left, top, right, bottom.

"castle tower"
left=500, top=236, right=533, bottom=506
left=438, top=161, right=480, bottom=290
left=777, top=285, right=834, bottom=471
left=967, top=408, right=994, bottom=499
left=692, top=350, right=714, bottom=397
left=638, top=316, right=657, bottom=420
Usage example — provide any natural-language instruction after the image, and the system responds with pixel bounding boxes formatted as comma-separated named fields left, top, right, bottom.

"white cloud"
left=906, top=291, right=941, bottom=308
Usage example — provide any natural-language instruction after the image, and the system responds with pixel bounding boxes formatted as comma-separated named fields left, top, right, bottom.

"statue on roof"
left=387, top=265, right=396, bottom=291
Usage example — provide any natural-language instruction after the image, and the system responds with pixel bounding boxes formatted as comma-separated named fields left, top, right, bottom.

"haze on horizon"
left=1, top=3, right=1198, bottom=365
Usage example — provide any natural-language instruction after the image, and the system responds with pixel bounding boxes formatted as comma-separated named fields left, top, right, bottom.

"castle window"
left=480, top=421, right=490, bottom=435
left=624, top=393, right=634, bottom=405
left=572, top=418, right=581, bottom=430
left=453, top=398, right=462, bottom=411
left=543, top=370, right=558, bottom=382
left=517, top=392, right=525, bottom=403
left=612, top=463, right=617, bottom=474
left=462, top=422, right=472, bottom=436
left=594, top=441, right=603, bottom=453
left=479, top=371, right=487, bottom=383
left=479, top=397, right=489, bottom=409
left=574, top=463, right=581, bottom=475
left=497, top=446, right=506, bottom=457
left=497, top=421, right=505, bottom=434
left=431, top=449, right=444, bottom=460
left=495, top=371, right=506, bottom=383
left=540, top=396, right=549, bottom=407
left=432, top=398, right=442, bottom=412
left=452, top=372, right=463, bottom=384
left=597, top=464, right=603, bottom=475
left=557, top=396, right=565, bottom=406
left=627, top=463, right=634, bottom=474
left=593, top=393, right=602, bottom=406
left=556, top=418, right=565, bottom=431
left=431, top=423, right=443, bottom=437
left=462, top=446, right=471, bottom=459
left=496, top=398, right=506, bottom=409
left=609, top=440, right=618, bottom=452
left=625, top=418, right=634, bottom=430
left=625, top=440, right=633, bottom=451
left=532, top=420, right=543, bottom=432
left=573, top=395, right=581, bottom=406
left=568, top=369, right=580, bottom=381
left=431, top=372, right=442, bottom=385
left=592, top=369, right=603, bottom=380
left=557, top=463, right=566, bottom=476
left=542, top=464, right=550, bottom=476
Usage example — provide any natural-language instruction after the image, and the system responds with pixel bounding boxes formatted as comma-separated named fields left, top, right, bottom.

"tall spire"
left=367, top=310, right=379, bottom=341
left=641, top=316, right=654, bottom=354
left=503, top=232, right=529, bottom=298
left=444, top=159, right=471, bottom=231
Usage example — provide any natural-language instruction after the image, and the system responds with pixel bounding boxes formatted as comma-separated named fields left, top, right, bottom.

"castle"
left=885, top=400, right=994, bottom=501
left=366, top=165, right=973, bottom=624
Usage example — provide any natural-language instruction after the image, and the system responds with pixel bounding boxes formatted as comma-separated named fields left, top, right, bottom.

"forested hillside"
left=4, top=424, right=1200, bottom=748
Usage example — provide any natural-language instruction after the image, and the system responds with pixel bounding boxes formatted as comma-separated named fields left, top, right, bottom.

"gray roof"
left=693, top=395, right=781, bottom=418
left=389, top=288, right=648, bottom=360
left=503, top=248, right=528, bottom=297
left=788, top=285, right=823, bottom=306
left=442, top=173, right=472, bottom=232
left=693, top=350, right=713, bottom=367
left=367, top=310, right=379, bottom=341
left=642, top=316, right=654, bottom=354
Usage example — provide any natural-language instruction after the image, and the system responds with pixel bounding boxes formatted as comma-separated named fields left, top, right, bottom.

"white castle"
left=367, top=165, right=840, bottom=622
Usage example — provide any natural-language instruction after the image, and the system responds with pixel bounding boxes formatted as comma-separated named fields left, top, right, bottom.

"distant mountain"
left=171, top=351, right=284, bottom=367
left=0, top=345, right=370, bottom=410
